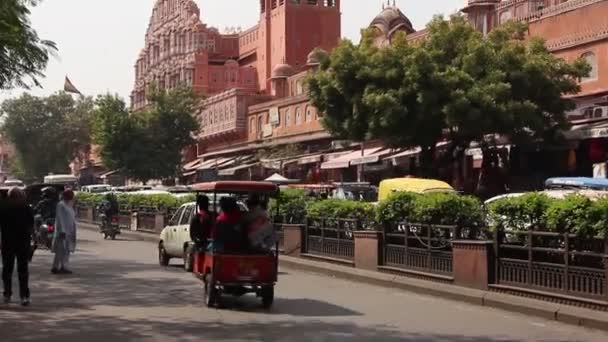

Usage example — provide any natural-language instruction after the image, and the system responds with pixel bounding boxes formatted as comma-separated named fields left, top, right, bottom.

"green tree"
left=1, top=92, right=95, bottom=182
left=93, top=86, right=200, bottom=184
left=307, top=15, right=589, bottom=178
left=0, top=0, right=56, bottom=89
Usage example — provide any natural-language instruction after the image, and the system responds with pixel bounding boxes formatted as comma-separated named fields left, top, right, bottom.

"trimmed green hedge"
left=307, top=199, right=375, bottom=221
left=76, top=192, right=195, bottom=211
left=376, top=192, right=484, bottom=229
left=487, top=193, right=608, bottom=237
left=269, top=188, right=310, bottom=224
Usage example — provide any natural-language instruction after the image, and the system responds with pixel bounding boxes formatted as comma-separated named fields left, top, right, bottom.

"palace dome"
left=306, top=48, right=328, bottom=66
left=370, top=5, right=415, bottom=36
left=271, top=63, right=295, bottom=79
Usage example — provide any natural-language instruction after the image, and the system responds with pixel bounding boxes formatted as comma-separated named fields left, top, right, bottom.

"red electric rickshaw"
left=191, top=181, right=280, bottom=308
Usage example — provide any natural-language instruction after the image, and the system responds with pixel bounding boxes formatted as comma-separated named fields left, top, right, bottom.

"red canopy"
left=190, top=181, right=279, bottom=195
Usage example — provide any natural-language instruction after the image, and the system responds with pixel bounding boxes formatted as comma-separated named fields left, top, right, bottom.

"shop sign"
left=580, top=127, right=608, bottom=139
left=269, top=107, right=280, bottom=125
left=351, top=155, right=380, bottom=166
left=363, top=162, right=390, bottom=172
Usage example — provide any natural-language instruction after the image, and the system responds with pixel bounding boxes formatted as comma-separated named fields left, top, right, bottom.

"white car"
left=158, top=199, right=248, bottom=272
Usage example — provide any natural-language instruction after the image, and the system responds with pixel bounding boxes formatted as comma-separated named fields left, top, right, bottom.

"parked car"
left=332, top=182, right=378, bottom=202
left=377, top=177, right=455, bottom=202
left=159, top=197, right=248, bottom=272
left=80, top=184, right=112, bottom=193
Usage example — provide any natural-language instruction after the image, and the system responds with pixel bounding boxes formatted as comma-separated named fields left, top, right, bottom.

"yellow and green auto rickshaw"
left=377, top=177, right=455, bottom=202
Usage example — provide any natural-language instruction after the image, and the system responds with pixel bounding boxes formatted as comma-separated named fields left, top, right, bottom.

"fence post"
left=427, top=224, right=432, bottom=271
left=604, top=237, right=608, bottom=301
left=131, top=211, right=138, bottom=231
left=282, top=224, right=304, bottom=257
left=528, top=230, right=533, bottom=286
left=452, top=240, right=494, bottom=290
left=564, top=233, right=570, bottom=293
left=354, top=230, right=382, bottom=271
left=494, top=228, right=500, bottom=285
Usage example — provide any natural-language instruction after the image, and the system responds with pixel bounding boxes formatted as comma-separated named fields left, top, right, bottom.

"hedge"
left=76, top=192, right=195, bottom=211
left=307, top=199, right=375, bottom=222
left=376, top=192, right=484, bottom=229
left=268, top=188, right=310, bottom=224
left=487, top=193, right=608, bottom=238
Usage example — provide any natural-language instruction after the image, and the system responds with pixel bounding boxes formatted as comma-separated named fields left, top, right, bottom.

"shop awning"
left=565, top=119, right=608, bottom=140
left=197, top=157, right=234, bottom=170
left=100, top=170, right=120, bottom=179
left=350, top=148, right=395, bottom=166
left=218, top=163, right=259, bottom=176
left=298, top=154, right=323, bottom=165
left=182, top=170, right=197, bottom=177
left=183, top=159, right=203, bottom=171
left=321, top=147, right=384, bottom=170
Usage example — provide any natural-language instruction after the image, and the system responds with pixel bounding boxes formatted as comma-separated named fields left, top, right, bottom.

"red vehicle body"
left=190, top=181, right=279, bottom=308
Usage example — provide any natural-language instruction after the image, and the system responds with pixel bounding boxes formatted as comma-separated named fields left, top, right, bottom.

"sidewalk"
left=77, top=221, right=608, bottom=332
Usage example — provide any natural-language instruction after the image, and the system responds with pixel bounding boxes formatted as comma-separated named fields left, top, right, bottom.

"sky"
left=0, top=0, right=464, bottom=103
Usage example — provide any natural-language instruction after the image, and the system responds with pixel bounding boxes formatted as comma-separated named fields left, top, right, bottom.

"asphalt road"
left=1, top=229, right=607, bottom=342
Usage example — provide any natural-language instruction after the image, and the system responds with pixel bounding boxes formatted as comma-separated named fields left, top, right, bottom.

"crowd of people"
left=0, top=187, right=77, bottom=306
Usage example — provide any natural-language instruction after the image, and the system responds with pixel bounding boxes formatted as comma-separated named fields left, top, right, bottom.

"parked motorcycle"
left=34, top=215, right=54, bottom=249
left=99, top=213, right=121, bottom=240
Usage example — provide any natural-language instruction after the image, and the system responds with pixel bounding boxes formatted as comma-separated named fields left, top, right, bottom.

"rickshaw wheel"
left=103, top=233, right=108, bottom=240
left=261, top=286, right=274, bottom=309
left=110, top=233, right=117, bottom=240
left=204, top=274, right=218, bottom=307
left=158, top=243, right=170, bottom=266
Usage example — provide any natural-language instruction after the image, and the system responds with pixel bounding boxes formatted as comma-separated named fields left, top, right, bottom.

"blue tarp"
left=545, top=177, right=608, bottom=190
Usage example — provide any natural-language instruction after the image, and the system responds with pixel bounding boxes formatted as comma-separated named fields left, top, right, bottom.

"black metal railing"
left=303, top=217, right=361, bottom=261
left=383, top=222, right=457, bottom=276
left=272, top=215, right=285, bottom=252
left=495, top=229, right=608, bottom=301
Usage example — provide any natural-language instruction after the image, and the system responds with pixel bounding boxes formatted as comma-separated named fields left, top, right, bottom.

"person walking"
left=0, top=187, right=34, bottom=306
left=52, top=189, right=77, bottom=275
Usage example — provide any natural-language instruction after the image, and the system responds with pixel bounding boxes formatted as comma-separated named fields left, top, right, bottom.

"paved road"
left=1, top=229, right=607, bottom=342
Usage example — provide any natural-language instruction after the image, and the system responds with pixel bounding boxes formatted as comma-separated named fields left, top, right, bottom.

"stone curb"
left=77, top=220, right=608, bottom=332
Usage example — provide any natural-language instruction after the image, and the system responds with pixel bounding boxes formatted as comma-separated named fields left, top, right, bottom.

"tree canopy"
left=307, top=15, right=589, bottom=174
left=0, top=0, right=57, bottom=89
left=1, top=92, right=95, bottom=182
left=92, top=86, right=200, bottom=184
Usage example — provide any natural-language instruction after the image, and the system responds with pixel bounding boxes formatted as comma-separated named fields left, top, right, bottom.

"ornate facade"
left=131, top=0, right=608, bottom=183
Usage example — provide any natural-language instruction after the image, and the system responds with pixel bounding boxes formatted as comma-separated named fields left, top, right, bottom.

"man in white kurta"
left=52, top=190, right=76, bottom=274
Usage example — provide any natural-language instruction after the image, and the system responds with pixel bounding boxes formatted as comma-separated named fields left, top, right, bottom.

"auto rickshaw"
left=191, top=181, right=280, bottom=309
left=377, top=177, right=455, bottom=202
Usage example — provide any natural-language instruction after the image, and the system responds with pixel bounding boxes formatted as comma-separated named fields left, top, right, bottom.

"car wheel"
left=183, top=246, right=194, bottom=272
left=261, top=286, right=274, bottom=309
left=159, top=243, right=170, bottom=267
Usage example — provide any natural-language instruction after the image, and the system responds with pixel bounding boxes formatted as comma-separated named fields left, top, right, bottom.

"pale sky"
left=0, top=0, right=464, bottom=103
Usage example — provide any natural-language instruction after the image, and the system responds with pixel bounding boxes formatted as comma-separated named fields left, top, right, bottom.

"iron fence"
left=383, top=222, right=457, bottom=276
left=495, top=229, right=608, bottom=301
left=272, top=215, right=285, bottom=252
left=136, top=206, right=159, bottom=232
left=303, top=217, right=360, bottom=261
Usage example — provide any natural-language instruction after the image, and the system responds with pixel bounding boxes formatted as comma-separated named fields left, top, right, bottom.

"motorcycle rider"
left=98, top=193, right=119, bottom=230
left=34, top=187, right=58, bottom=222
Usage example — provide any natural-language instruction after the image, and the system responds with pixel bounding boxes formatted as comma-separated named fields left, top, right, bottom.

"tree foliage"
left=0, top=0, right=57, bottom=89
left=92, top=86, right=200, bottom=184
left=1, top=92, right=95, bottom=182
left=307, top=15, right=589, bottom=174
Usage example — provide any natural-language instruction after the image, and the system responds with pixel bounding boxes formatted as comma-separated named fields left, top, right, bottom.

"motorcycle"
left=99, top=213, right=121, bottom=240
left=34, top=215, right=54, bottom=249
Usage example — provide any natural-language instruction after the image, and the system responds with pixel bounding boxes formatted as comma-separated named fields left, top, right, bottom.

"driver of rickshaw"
left=189, top=195, right=212, bottom=251
left=210, top=197, right=246, bottom=252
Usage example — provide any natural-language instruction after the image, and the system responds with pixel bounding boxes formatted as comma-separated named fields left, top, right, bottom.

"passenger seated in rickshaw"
left=189, top=195, right=213, bottom=251
left=211, top=197, right=247, bottom=253
left=243, top=195, right=276, bottom=253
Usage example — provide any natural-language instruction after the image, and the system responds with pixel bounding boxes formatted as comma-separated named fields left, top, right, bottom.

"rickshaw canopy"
left=378, top=178, right=455, bottom=202
left=191, top=181, right=279, bottom=195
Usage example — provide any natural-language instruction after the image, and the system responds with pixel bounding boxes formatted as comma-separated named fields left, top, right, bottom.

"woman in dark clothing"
left=213, top=197, right=245, bottom=252
left=0, top=187, right=34, bottom=306
left=189, top=195, right=212, bottom=247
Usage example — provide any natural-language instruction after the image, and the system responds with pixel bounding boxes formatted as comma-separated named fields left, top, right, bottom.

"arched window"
left=250, top=117, right=255, bottom=133
left=257, top=115, right=263, bottom=134
left=285, top=109, right=292, bottom=127
left=305, top=106, right=313, bottom=122
left=582, top=52, right=598, bottom=81
left=296, top=81, right=303, bottom=95
left=295, top=107, right=302, bottom=124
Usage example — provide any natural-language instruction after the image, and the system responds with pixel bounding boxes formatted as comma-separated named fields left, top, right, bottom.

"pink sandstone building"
left=128, top=0, right=608, bottom=188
